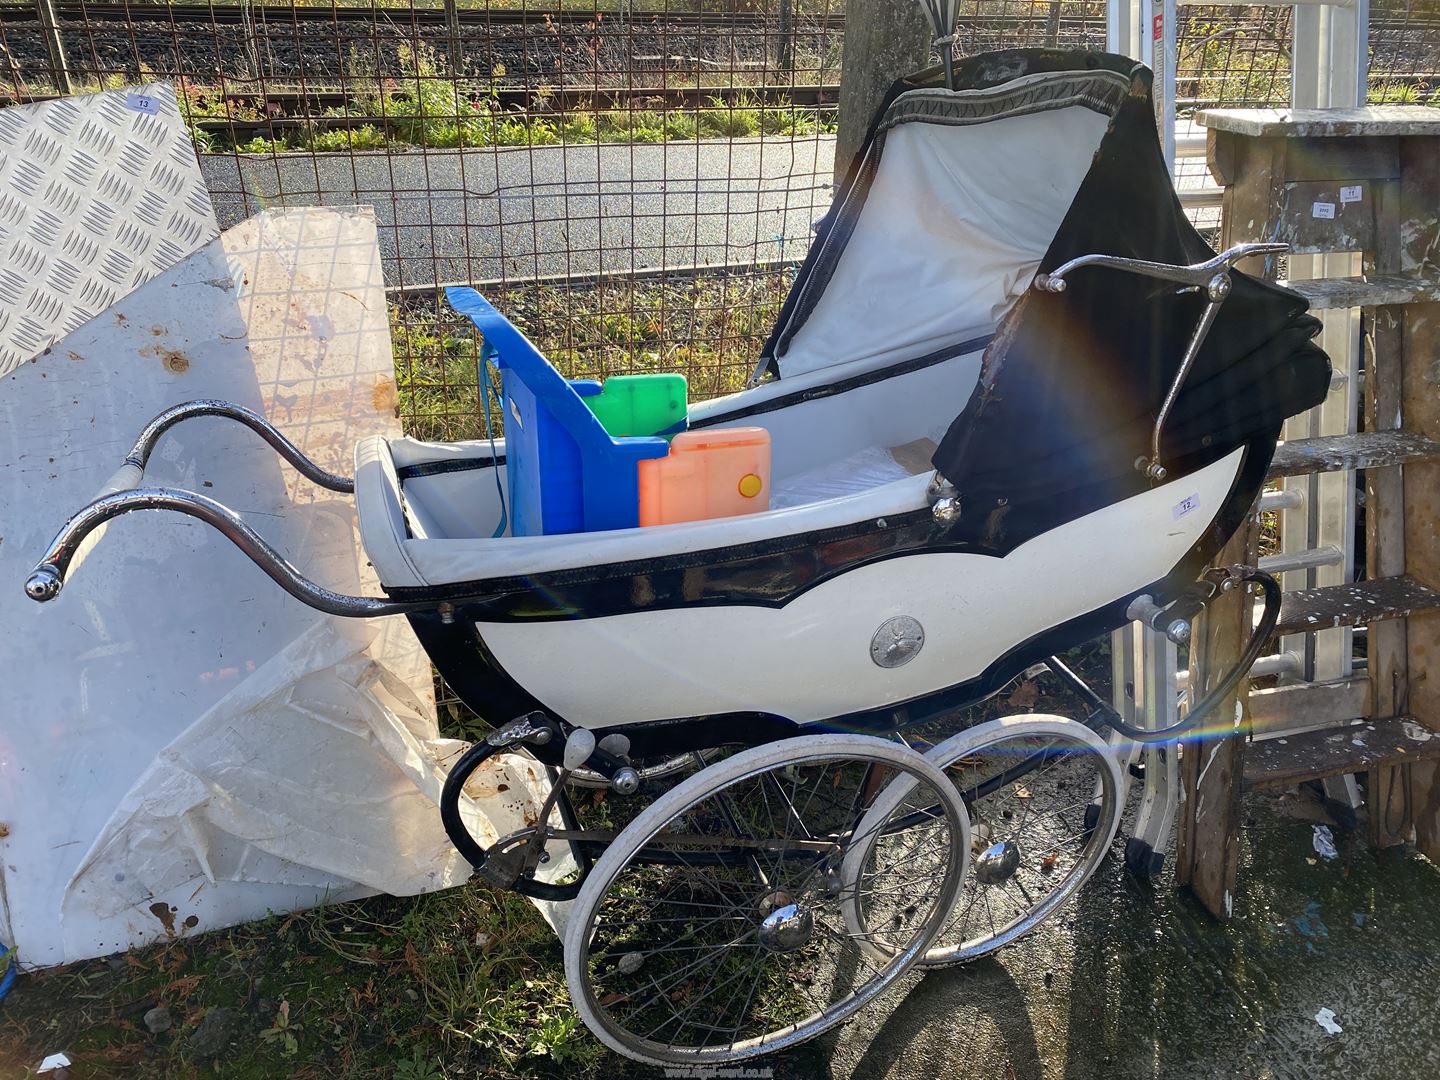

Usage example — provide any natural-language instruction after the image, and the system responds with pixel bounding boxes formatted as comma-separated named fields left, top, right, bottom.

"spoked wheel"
left=563, top=734, right=970, bottom=1066
left=918, top=715, right=1123, bottom=966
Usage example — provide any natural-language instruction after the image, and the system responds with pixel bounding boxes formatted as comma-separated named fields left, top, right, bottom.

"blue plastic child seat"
left=446, top=286, right=670, bottom=536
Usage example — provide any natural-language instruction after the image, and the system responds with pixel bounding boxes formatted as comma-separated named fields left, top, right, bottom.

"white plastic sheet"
left=1, top=205, right=560, bottom=967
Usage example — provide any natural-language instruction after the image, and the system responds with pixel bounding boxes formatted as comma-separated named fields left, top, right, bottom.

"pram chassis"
left=22, top=241, right=1298, bottom=1064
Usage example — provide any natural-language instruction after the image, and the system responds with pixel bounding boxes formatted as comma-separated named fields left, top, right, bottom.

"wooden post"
left=1174, top=518, right=1256, bottom=918
left=34, top=0, right=72, bottom=96
left=1174, top=128, right=1282, bottom=918
left=1365, top=158, right=1412, bottom=848
left=1044, top=0, right=1063, bottom=47
left=1398, top=134, right=1440, bottom=860
left=776, top=0, right=795, bottom=77
left=833, top=0, right=929, bottom=183
left=1365, top=302, right=1412, bottom=848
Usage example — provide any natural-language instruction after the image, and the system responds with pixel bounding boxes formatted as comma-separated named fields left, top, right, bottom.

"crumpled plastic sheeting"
left=63, top=618, right=574, bottom=934
left=6, top=204, right=577, bottom=963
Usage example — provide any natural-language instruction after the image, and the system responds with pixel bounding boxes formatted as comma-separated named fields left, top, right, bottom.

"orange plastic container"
left=638, top=427, right=772, bottom=526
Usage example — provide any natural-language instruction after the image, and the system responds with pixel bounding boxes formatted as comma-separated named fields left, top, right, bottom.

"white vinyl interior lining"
left=777, top=103, right=1111, bottom=379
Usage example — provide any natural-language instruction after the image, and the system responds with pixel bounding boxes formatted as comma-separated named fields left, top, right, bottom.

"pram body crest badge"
left=871, top=616, right=926, bottom=668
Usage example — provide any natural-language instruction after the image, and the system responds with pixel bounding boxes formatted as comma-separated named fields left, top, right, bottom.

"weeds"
left=210, top=98, right=836, bottom=155
left=305, top=123, right=392, bottom=151
left=393, top=1047, right=445, bottom=1080
left=1370, top=79, right=1428, bottom=104
left=0, top=887, right=598, bottom=1079
left=258, top=1000, right=301, bottom=1057
left=391, top=267, right=791, bottom=441
left=177, top=43, right=836, bottom=154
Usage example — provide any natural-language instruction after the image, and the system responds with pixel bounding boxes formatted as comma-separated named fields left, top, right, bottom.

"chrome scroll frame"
left=114, top=399, right=354, bottom=495
left=24, top=399, right=422, bottom=618
left=1033, top=241, right=1290, bottom=482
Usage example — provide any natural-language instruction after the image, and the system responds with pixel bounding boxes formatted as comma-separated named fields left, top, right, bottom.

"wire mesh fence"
left=3, top=0, right=1436, bottom=718
left=2, top=0, right=848, bottom=443
left=1177, top=4, right=1292, bottom=108
left=3, top=1, right=1437, bottom=443
left=1371, top=0, right=1440, bottom=101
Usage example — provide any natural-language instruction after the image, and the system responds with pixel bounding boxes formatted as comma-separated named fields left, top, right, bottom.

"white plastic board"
left=0, top=206, right=556, bottom=968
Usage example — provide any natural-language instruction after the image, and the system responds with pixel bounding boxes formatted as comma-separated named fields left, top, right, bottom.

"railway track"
left=7, top=1, right=1438, bottom=35
left=0, top=1, right=845, bottom=28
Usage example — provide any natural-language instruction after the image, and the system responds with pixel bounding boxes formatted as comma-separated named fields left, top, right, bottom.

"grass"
left=0, top=885, right=603, bottom=1079
left=390, top=267, right=790, bottom=442
left=171, top=42, right=837, bottom=154
left=191, top=95, right=837, bottom=155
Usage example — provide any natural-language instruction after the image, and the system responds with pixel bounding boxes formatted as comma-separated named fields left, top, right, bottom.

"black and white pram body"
left=28, top=50, right=1331, bottom=1066
left=355, top=52, right=1328, bottom=744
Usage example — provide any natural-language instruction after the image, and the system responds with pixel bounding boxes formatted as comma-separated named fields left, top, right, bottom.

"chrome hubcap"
left=757, top=890, right=814, bottom=952
left=973, top=839, right=1021, bottom=885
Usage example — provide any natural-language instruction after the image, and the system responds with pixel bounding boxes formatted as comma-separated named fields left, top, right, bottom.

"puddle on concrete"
left=768, top=791, right=1440, bottom=1080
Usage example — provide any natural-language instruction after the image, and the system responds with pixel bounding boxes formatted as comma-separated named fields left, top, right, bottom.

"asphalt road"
left=201, top=136, right=838, bottom=288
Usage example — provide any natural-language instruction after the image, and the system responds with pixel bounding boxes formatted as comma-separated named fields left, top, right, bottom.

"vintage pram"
left=26, top=50, right=1331, bottom=1065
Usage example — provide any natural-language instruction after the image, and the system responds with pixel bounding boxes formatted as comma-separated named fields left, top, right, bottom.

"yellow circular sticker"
left=738, top=473, right=763, bottom=498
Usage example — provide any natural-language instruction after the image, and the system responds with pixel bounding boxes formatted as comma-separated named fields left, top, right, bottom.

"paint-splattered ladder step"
left=1244, top=717, right=1440, bottom=790
left=1280, top=273, right=1440, bottom=310
left=1268, top=430, right=1440, bottom=479
left=1273, top=574, right=1440, bottom=636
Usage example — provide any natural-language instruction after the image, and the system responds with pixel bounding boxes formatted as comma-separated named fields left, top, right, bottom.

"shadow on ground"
left=753, top=791, right=1440, bottom=1080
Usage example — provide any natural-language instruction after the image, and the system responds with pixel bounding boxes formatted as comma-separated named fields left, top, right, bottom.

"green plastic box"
left=582, top=373, right=688, bottom=441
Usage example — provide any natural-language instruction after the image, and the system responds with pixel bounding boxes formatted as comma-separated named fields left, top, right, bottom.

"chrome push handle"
left=25, top=487, right=417, bottom=616
left=1032, top=242, right=1288, bottom=297
left=1033, top=242, right=1289, bottom=482
left=70, top=399, right=353, bottom=509
left=25, top=400, right=417, bottom=618
left=110, top=399, right=355, bottom=496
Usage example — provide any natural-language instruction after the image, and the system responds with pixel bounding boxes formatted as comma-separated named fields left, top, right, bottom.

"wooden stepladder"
left=1176, top=106, right=1440, bottom=919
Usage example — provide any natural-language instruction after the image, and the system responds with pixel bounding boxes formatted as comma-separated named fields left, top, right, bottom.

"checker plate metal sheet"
left=0, top=82, right=218, bottom=377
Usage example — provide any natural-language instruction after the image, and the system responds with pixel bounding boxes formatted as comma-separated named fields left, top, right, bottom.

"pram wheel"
left=915, top=715, right=1123, bottom=966
left=562, top=735, right=969, bottom=1065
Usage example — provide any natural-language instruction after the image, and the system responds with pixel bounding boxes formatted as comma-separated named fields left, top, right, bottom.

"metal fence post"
left=777, top=0, right=795, bottom=77
left=34, top=0, right=72, bottom=96
left=444, top=0, right=463, bottom=75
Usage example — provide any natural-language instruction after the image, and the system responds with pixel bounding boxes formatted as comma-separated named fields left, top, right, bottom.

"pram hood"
left=764, top=51, right=1132, bottom=381
left=762, top=49, right=1332, bottom=551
